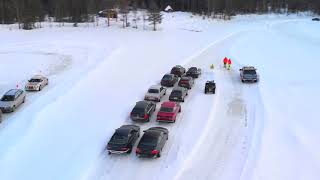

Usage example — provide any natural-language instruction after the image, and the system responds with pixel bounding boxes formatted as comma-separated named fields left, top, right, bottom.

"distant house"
left=98, top=9, right=118, bottom=18
left=164, top=5, right=173, bottom=12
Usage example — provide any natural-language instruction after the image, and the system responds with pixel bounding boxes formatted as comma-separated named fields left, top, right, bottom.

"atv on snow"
left=205, top=81, right=216, bottom=94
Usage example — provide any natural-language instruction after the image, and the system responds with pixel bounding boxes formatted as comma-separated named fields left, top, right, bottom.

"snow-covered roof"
left=165, top=5, right=173, bottom=12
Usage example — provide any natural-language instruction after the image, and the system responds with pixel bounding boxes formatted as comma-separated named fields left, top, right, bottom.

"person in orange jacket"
left=223, top=57, right=228, bottom=68
left=227, top=58, right=232, bottom=70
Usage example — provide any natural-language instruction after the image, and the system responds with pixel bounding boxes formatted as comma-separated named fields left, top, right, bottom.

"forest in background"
left=1, top=0, right=319, bottom=29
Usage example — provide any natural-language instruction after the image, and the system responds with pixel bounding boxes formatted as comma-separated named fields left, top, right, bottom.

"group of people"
left=223, top=57, right=232, bottom=70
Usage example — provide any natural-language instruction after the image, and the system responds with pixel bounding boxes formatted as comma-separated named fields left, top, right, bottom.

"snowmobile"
left=204, top=81, right=216, bottom=94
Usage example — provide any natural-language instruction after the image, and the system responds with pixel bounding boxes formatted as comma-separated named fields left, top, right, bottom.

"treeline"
left=1, top=0, right=320, bottom=29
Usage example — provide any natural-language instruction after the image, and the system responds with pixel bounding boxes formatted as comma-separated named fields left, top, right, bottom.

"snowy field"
left=0, top=12, right=319, bottom=180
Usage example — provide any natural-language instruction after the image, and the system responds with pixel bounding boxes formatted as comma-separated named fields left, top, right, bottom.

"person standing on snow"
left=227, top=58, right=232, bottom=70
left=223, top=57, right=228, bottom=68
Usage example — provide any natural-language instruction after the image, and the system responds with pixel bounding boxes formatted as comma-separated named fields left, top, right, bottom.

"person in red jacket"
left=227, top=58, right=232, bottom=70
left=223, top=57, right=228, bottom=68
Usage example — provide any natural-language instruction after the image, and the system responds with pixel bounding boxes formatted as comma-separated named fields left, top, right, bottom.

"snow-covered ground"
left=0, top=12, right=319, bottom=180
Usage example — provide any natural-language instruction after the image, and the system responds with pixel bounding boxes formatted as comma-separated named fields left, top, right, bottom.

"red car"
left=156, top=101, right=181, bottom=123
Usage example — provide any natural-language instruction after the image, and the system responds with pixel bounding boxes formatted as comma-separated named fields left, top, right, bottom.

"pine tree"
left=148, top=0, right=162, bottom=31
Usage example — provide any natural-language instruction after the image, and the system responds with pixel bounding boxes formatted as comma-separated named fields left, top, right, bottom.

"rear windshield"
left=160, top=107, right=174, bottom=112
left=163, top=75, right=172, bottom=80
left=148, top=89, right=159, bottom=93
left=132, top=107, right=145, bottom=114
left=243, top=70, right=256, bottom=75
left=110, top=132, right=128, bottom=144
left=139, top=134, right=158, bottom=147
left=1, top=95, right=14, bottom=101
left=29, top=79, right=42, bottom=83
left=171, top=90, right=182, bottom=96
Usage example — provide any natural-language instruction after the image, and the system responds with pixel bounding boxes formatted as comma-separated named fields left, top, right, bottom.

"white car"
left=144, top=85, right=167, bottom=102
left=25, top=75, right=49, bottom=91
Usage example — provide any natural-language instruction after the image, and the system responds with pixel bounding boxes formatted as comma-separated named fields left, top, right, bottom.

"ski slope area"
left=0, top=13, right=319, bottom=180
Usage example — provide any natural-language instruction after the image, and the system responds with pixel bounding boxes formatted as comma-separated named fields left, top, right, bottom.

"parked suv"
left=170, top=65, right=186, bottom=77
left=130, top=101, right=156, bottom=122
left=25, top=75, right=49, bottom=91
left=0, top=89, right=26, bottom=113
left=161, top=74, right=179, bottom=87
left=240, top=66, right=259, bottom=83
left=178, top=76, right=194, bottom=89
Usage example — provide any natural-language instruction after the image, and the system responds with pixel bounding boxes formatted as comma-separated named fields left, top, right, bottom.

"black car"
left=312, top=18, right=320, bottom=21
left=136, top=127, right=169, bottom=158
left=205, top=81, right=216, bottom=94
left=169, top=87, right=188, bottom=102
left=186, top=67, right=202, bottom=78
left=178, top=76, right=194, bottom=89
left=161, top=74, right=179, bottom=87
left=170, top=65, right=186, bottom=77
left=107, top=125, right=140, bottom=154
left=130, top=101, right=156, bottom=122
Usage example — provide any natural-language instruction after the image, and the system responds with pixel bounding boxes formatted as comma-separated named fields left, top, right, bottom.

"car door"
left=14, top=91, right=22, bottom=106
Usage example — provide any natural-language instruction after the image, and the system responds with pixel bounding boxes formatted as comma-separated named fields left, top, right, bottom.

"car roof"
left=242, top=66, right=256, bottom=70
left=5, top=89, right=21, bottom=96
left=31, top=75, right=45, bottom=79
left=161, top=101, right=177, bottom=108
left=135, top=101, right=150, bottom=108
left=149, top=85, right=161, bottom=90
left=172, top=86, right=185, bottom=91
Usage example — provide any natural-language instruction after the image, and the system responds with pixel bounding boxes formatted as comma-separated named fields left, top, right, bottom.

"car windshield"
left=171, top=90, right=182, bottom=96
left=1, top=95, right=14, bottom=101
left=29, top=79, right=42, bottom=83
left=148, top=89, right=159, bottom=93
left=132, top=107, right=144, bottom=114
left=139, top=134, right=157, bottom=148
left=160, top=107, right=174, bottom=112
left=163, top=75, right=172, bottom=80
left=189, top=67, right=196, bottom=71
left=244, top=70, right=256, bottom=75
left=110, top=133, right=128, bottom=144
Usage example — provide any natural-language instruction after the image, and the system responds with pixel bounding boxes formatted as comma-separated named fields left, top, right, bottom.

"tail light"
left=136, top=148, right=141, bottom=154
left=144, top=114, right=149, bottom=119
left=151, top=150, right=159, bottom=155
left=121, top=147, right=129, bottom=151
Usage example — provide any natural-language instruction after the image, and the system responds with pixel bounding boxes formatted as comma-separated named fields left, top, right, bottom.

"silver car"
left=25, top=75, right=49, bottom=91
left=144, top=85, right=167, bottom=102
left=0, top=89, right=26, bottom=113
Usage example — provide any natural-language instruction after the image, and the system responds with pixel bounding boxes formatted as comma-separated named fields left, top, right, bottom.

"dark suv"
left=170, top=65, right=186, bottom=77
left=178, top=76, right=194, bottom=89
left=186, top=67, right=201, bottom=78
left=130, top=101, right=156, bottom=122
left=240, top=66, right=259, bottom=83
left=161, top=74, right=179, bottom=87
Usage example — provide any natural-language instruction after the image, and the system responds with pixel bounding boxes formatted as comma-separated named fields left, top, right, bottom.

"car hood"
left=0, top=101, right=14, bottom=107
left=145, top=93, right=160, bottom=98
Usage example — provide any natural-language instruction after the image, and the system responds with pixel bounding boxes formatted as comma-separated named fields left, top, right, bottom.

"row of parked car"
left=106, top=65, right=204, bottom=158
left=0, top=75, right=49, bottom=123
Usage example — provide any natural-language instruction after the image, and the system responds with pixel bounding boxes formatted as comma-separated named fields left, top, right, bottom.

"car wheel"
left=127, top=147, right=132, bottom=154
left=242, top=79, right=245, bottom=83
left=12, top=106, right=16, bottom=112
left=108, top=151, right=111, bottom=155
left=179, top=107, right=181, bottom=113
left=182, top=99, right=185, bottom=102
left=157, top=153, right=161, bottom=158
left=22, top=97, right=25, bottom=103
left=39, top=85, right=42, bottom=91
